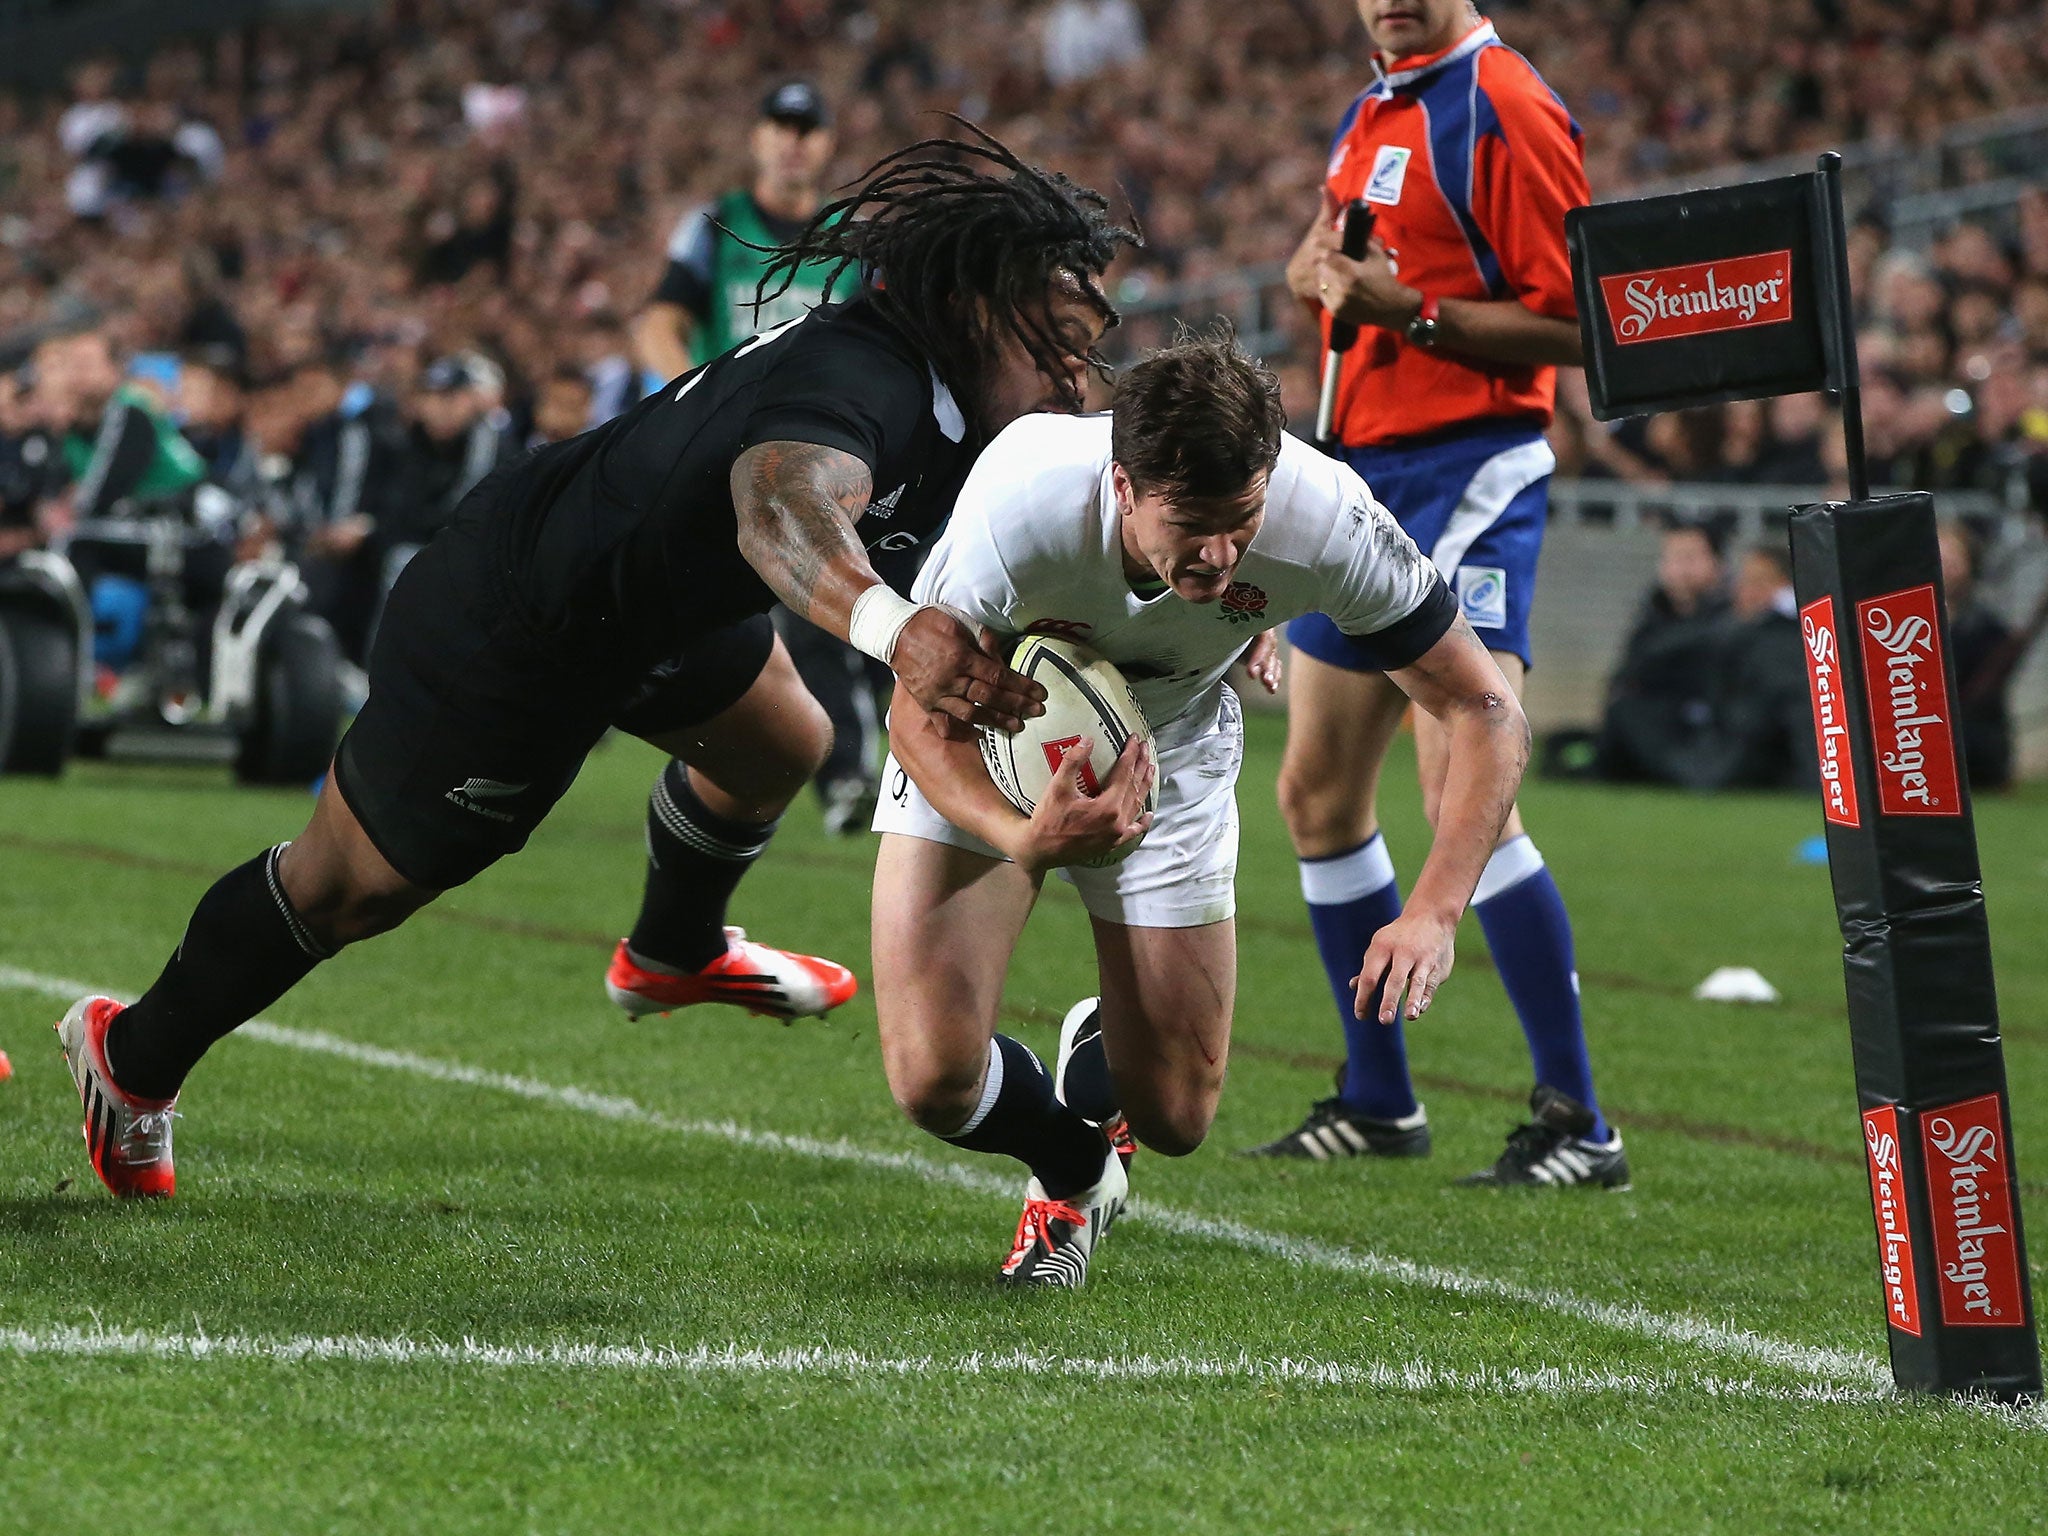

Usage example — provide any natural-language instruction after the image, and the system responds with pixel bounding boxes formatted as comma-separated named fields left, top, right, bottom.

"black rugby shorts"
left=332, top=517, right=775, bottom=890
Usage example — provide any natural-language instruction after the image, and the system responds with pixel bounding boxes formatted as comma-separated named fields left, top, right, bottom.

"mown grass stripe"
left=0, top=962, right=1887, bottom=1391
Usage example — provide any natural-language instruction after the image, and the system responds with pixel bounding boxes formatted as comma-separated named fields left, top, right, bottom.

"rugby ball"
left=978, top=635, right=1156, bottom=866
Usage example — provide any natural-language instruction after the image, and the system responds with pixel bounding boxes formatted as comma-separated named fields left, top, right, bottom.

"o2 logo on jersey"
left=1364, top=146, right=1412, bottom=207
left=1456, top=567, right=1508, bottom=631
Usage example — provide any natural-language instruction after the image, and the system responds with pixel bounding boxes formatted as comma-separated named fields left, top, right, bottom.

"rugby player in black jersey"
left=55, top=134, right=1140, bottom=1198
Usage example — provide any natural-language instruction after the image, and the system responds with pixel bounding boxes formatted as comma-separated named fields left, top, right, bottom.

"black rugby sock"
left=1055, top=1001, right=1120, bottom=1124
left=105, top=846, right=332, bottom=1099
left=627, top=761, right=778, bottom=973
left=944, top=1035, right=1111, bottom=1200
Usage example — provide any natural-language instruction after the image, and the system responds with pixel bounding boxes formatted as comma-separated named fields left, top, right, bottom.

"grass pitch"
left=2, top=718, right=2045, bottom=1533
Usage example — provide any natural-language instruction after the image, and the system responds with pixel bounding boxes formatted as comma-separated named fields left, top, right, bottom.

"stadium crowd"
left=2, top=0, right=2046, bottom=666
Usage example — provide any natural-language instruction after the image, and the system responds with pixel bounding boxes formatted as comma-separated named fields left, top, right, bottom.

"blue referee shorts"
left=1288, top=420, right=1556, bottom=670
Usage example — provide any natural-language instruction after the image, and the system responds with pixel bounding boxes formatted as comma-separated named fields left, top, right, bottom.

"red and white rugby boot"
left=54, top=996, right=178, bottom=1199
left=605, top=930, right=857, bottom=1022
left=997, top=1142, right=1128, bottom=1289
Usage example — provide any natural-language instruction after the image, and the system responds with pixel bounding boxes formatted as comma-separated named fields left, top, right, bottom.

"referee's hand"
left=892, top=608, right=1047, bottom=734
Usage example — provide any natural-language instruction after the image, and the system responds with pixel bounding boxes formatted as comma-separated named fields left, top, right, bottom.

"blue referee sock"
left=1301, top=834, right=1418, bottom=1121
left=1471, top=836, right=1610, bottom=1143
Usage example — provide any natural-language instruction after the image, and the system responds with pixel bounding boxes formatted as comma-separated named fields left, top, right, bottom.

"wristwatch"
left=1405, top=294, right=1441, bottom=347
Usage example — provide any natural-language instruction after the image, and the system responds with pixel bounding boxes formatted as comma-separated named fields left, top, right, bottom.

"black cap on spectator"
left=760, top=80, right=828, bottom=131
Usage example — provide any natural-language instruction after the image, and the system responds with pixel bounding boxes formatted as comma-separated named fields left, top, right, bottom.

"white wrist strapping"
left=848, top=585, right=927, bottom=666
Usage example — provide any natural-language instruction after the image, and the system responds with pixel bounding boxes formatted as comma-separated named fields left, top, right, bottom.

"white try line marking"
left=0, top=1322, right=1932, bottom=1412
left=0, top=963, right=1887, bottom=1391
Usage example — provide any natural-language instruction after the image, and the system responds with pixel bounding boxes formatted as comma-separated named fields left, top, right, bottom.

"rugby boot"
left=54, top=996, right=178, bottom=1199
left=997, top=1140, right=1128, bottom=1289
left=605, top=930, right=856, bottom=1022
left=1242, top=1071, right=1431, bottom=1160
left=1456, top=1085, right=1630, bottom=1190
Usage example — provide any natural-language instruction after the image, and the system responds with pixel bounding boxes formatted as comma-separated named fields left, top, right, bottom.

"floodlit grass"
left=3, top=719, right=2045, bottom=1533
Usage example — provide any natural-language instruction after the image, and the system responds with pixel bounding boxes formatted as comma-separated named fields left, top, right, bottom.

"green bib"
left=698, top=190, right=846, bottom=364
left=63, top=384, right=206, bottom=502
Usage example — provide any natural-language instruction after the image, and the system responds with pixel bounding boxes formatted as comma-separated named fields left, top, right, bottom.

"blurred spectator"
left=176, top=345, right=256, bottom=494
left=33, top=328, right=205, bottom=522
left=1690, top=543, right=1815, bottom=792
left=1582, top=537, right=1814, bottom=791
left=1042, top=0, right=1146, bottom=88
left=383, top=352, right=515, bottom=561
left=1594, top=518, right=1731, bottom=782
left=292, top=356, right=410, bottom=666
left=417, top=162, right=517, bottom=288
left=1940, top=519, right=2037, bottom=792
left=530, top=364, right=595, bottom=448
left=1747, top=393, right=1830, bottom=485
left=0, top=367, right=59, bottom=559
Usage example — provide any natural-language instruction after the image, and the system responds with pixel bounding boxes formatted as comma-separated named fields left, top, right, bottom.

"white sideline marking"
left=1, top=964, right=1886, bottom=1390
left=0, top=1324, right=1922, bottom=1412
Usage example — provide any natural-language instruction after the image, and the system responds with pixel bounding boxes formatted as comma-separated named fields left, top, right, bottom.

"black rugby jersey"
left=483, top=298, right=978, bottom=671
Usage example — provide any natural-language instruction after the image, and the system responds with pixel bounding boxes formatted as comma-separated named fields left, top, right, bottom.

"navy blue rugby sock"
left=1300, top=834, right=1418, bottom=1121
left=1472, top=836, right=1610, bottom=1142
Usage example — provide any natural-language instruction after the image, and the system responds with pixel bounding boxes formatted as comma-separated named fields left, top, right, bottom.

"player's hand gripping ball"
left=977, top=635, right=1157, bottom=867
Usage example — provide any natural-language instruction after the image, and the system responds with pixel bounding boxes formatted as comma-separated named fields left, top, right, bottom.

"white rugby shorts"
left=873, top=685, right=1244, bottom=928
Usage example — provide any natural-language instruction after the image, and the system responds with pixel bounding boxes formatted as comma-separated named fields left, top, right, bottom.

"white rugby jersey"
left=912, top=414, right=1458, bottom=734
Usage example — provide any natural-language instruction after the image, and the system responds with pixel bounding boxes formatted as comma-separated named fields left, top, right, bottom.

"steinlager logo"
left=1800, top=596, right=1860, bottom=827
left=1862, top=1105, right=1921, bottom=1336
left=1856, top=584, right=1961, bottom=817
left=1598, top=250, right=1794, bottom=345
left=1920, top=1094, right=2024, bottom=1327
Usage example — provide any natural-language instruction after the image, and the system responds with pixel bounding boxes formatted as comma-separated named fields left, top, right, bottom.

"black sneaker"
left=1456, top=1085, right=1630, bottom=1189
left=1242, top=1075, right=1431, bottom=1160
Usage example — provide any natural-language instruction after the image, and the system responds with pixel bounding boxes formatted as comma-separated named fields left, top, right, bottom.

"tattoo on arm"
left=730, top=440, right=877, bottom=631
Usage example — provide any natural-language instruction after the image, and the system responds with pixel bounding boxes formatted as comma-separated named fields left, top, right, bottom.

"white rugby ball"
left=978, top=635, right=1156, bottom=867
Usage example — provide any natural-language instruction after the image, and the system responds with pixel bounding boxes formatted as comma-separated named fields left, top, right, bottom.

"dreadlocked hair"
left=754, top=120, right=1139, bottom=422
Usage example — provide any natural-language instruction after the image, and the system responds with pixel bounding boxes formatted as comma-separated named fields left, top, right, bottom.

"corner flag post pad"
left=1569, top=159, right=2041, bottom=1403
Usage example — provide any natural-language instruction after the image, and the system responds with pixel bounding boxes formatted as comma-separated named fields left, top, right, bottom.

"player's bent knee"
left=1275, top=762, right=1364, bottom=849
left=1121, top=1079, right=1222, bottom=1158
left=882, top=1041, right=988, bottom=1136
left=763, top=695, right=834, bottom=799
left=892, top=1074, right=984, bottom=1137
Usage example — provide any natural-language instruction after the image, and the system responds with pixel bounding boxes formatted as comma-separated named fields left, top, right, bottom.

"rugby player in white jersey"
left=870, top=331, right=1531, bottom=1285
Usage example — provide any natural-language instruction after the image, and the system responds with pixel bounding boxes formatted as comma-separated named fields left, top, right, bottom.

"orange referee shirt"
left=1322, top=20, right=1588, bottom=448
